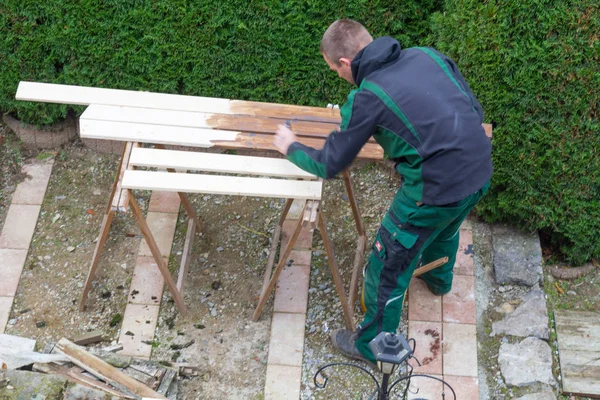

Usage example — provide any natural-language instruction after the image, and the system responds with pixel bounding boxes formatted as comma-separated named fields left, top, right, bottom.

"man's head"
left=320, top=19, right=373, bottom=84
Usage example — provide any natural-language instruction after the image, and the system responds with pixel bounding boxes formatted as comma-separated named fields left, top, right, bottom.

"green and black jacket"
left=286, top=37, right=493, bottom=205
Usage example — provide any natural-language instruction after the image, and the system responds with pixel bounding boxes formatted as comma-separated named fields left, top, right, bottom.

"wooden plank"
left=177, top=220, right=195, bottom=293
left=55, top=338, right=167, bottom=399
left=79, top=118, right=240, bottom=148
left=80, top=117, right=384, bottom=160
left=32, top=362, right=135, bottom=399
left=16, top=81, right=342, bottom=123
left=129, top=147, right=316, bottom=179
left=555, top=310, right=600, bottom=397
left=212, top=131, right=384, bottom=161
left=122, top=170, right=323, bottom=200
left=82, top=104, right=344, bottom=139
left=110, top=142, right=135, bottom=212
left=72, top=330, right=104, bottom=346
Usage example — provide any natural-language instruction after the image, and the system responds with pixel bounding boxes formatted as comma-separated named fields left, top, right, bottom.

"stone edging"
left=2, top=113, right=77, bottom=149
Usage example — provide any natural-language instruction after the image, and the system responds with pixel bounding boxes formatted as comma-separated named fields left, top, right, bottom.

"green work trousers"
left=356, top=182, right=490, bottom=363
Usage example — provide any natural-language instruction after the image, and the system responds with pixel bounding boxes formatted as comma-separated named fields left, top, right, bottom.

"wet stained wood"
left=555, top=310, right=600, bottom=398
left=211, top=132, right=384, bottom=160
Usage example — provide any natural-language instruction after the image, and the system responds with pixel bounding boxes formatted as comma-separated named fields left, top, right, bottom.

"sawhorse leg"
left=252, top=199, right=303, bottom=321
left=79, top=142, right=134, bottom=311
left=317, top=210, right=355, bottom=330
left=128, top=189, right=187, bottom=314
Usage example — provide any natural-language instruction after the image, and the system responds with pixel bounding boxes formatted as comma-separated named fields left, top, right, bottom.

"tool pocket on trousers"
left=373, top=213, right=418, bottom=271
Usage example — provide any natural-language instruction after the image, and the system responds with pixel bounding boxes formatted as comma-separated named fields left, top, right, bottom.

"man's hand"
left=274, top=124, right=298, bottom=155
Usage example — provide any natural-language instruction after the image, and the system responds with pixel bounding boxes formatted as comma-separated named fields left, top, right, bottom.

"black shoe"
left=416, top=276, right=450, bottom=296
left=330, top=328, right=377, bottom=370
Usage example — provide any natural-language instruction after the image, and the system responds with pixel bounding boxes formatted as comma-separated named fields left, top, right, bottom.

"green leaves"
left=434, top=0, right=600, bottom=264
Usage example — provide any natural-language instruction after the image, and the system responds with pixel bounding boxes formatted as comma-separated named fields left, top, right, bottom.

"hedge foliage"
left=432, top=0, right=599, bottom=264
left=2, top=0, right=598, bottom=264
left=0, top=0, right=441, bottom=125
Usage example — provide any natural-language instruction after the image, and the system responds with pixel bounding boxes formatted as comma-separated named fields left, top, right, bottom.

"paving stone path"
left=407, top=224, right=480, bottom=399
left=0, top=160, right=54, bottom=333
left=0, top=157, right=558, bottom=399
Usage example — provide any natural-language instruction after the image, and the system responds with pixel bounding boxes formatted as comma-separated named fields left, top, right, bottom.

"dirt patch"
left=2, top=140, right=285, bottom=399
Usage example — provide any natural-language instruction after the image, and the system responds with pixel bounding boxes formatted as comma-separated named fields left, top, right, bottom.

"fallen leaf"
left=555, top=281, right=565, bottom=295
left=86, top=209, right=95, bottom=215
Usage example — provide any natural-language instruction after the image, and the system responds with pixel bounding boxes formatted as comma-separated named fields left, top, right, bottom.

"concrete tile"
left=138, top=212, right=178, bottom=258
left=0, top=249, right=28, bottom=296
left=128, top=256, right=164, bottom=305
left=407, top=374, right=444, bottom=400
left=11, top=162, right=54, bottom=205
left=0, top=204, right=41, bottom=249
left=118, top=304, right=160, bottom=359
left=264, top=364, right=301, bottom=400
left=0, top=296, right=13, bottom=334
left=267, top=312, right=305, bottom=367
left=286, top=199, right=307, bottom=220
left=274, top=265, right=310, bottom=314
left=408, top=321, right=443, bottom=375
left=282, top=220, right=313, bottom=250
left=443, top=375, right=478, bottom=400
left=148, top=191, right=181, bottom=214
left=284, top=250, right=312, bottom=267
left=460, top=218, right=472, bottom=231
left=443, top=323, right=477, bottom=377
left=443, top=275, right=476, bottom=324
left=454, top=230, right=474, bottom=275
left=408, top=278, right=442, bottom=322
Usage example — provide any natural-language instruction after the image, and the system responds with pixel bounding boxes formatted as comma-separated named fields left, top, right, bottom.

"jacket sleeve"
left=443, top=56, right=484, bottom=124
left=286, top=89, right=378, bottom=179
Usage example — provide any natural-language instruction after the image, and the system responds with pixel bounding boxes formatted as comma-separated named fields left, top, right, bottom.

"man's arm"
left=274, top=89, right=378, bottom=179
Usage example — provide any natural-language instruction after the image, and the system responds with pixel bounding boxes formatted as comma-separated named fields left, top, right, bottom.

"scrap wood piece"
left=72, top=330, right=104, bottom=346
left=56, top=338, right=167, bottom=399
left=157, top=369, right=177, bottom=396
left=32, top=362, right=135, bottom=399
left=124, top=367, right=161, bottom=390
left=172, top=363, right=200, bottom=376
left=555, top=310, right=600, bottom=397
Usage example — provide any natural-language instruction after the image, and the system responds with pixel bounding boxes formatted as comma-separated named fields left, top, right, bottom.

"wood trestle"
left=15, top=82, right=479, bottom=330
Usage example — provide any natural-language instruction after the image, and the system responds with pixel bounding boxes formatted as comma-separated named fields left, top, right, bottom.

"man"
left=273, top=19, right=492, bottom=366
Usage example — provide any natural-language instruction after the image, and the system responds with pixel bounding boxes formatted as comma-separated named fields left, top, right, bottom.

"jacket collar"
left=351, top=37, right=402, bottom=85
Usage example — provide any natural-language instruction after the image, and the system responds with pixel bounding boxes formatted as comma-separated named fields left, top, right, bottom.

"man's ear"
left=339, top=57, right=352, bottom=68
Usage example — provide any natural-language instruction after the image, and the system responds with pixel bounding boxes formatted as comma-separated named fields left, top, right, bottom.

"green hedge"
left=432, top=0, right=600, bottom=264
left=0, top=0, right=441, bottom=125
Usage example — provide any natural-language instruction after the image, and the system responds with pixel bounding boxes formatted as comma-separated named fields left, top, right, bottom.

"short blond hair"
left=320, top=19, right=373, bottom=66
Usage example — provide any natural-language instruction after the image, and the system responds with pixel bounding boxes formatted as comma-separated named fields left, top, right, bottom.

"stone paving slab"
left=147, top=190, right=182, bottom=213
left=443, top=375, right=479, bottom=400
left=264, top=364, right=301, bottom=400
left=282, top=219, right=314, bottom=250
left=0, top=204, right=41, bottom=249
left=408, top=278, right=442, bottom=322
left=0, top=249, right=28, bottom=297
left=0, top=296, right=13, bottom=334
left=455, top=229, right=475, bottom=276
left=127, top=256, right=165, bottom=306
left=442, top=323, right=477, bottom=377
left=274, top=265, right=310, bottom=314
left=118, top=303, right=160, bottom=359
left=408, top=321, right=443, bottom=375
left=407, top=374, right=443, bottom=399
left=268, top=312, right=306, bottom=367
left=442, top=275, right=476, bottom=324
left=138, top=212, right=179, bottom=257
left=10, top=161, right=54, bottom=205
